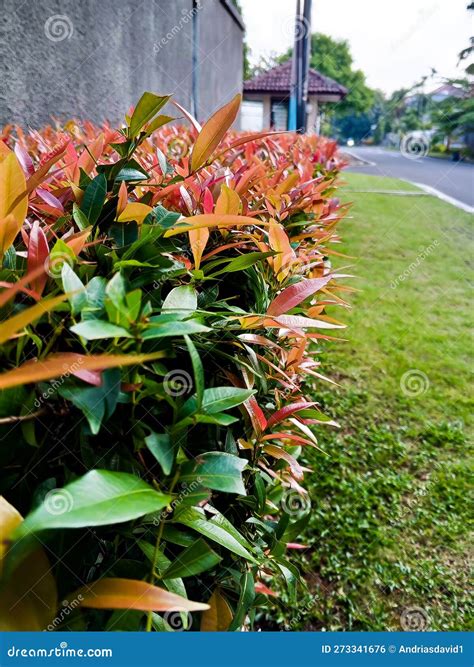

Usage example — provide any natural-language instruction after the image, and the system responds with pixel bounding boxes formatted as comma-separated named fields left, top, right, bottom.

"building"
left=0, top=0, right=244, bottom=128
left=242, top=60, right=347, bottom=133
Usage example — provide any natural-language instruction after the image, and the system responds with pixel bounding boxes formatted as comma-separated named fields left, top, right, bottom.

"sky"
left=239, top=0, right=472, bottom=94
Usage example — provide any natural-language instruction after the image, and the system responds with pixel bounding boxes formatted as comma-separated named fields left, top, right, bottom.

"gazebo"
left=242, top=60, right=347, bottom=133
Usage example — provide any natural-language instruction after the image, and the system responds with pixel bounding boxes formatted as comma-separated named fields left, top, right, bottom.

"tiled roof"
left=244, top=61, right=347, bottom=97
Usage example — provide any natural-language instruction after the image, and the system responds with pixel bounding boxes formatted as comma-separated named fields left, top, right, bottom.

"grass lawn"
left=289, top=172, right=473, bottom=631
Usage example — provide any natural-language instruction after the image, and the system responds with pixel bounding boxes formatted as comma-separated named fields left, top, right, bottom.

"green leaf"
left=82, top=276, right=107, bottom=320
left=184, top=335, right=204, bottom=408
left=16, top=470, right=172, bottom=534
left=161, top=539, right=222, bottom=579
left=153, top=205, right=181, bottom=228
left=80, top=173, right=107, bottom=226
left=209, top=251, right=275, bottom=277
left=144, top=432, right=175, bottom=476
left=180, top=452, right=247, bottom=495
left=228, top=571, right=255, bottom=631
left=180, top=387, right=254, bottom=419
left=109, top=222, right=139, bottom=247
left=58, top=369, right=120, bottom=435
left=61, top=263, right=86, bottom=315
left=72, top=203, right=90, bottom=231
left=162, top=285, right=197, bottom=315
left=174, top=508, right=256, bottom=561
left=141, top=320, right=210, bottom=340
left=70, top=320, right=132, bottom=340
left=143, top=115, right=175, bottom=139
left=129, top=93, right=171, bottom=138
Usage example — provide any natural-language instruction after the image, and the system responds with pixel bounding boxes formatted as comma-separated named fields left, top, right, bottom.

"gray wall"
left=0, top=0, right=243, bottom=128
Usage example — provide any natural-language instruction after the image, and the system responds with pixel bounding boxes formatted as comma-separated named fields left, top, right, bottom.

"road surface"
left=345, top=146, right=474, bottom=210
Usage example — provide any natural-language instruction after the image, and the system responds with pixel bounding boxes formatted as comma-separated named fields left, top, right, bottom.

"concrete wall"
left=0, top=0, right=243, bottom=128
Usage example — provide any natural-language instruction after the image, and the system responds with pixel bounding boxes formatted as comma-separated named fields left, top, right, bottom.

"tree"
left=278, top=33, right=374, bottom=115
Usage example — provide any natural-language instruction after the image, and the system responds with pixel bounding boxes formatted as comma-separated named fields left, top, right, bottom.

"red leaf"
left=266, top=276, right=332, bottom=316
left=27, top=222, right=49, bottom=296
left=266, top=401, right=315, bottom=429
left=243, top=395, right=267, bottom=435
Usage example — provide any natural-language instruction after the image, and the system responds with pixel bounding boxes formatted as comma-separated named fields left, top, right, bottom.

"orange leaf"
left=0, top=293, right=68, bottom=345
left=117, top=202, right=153, bottom=224
left=76, top=578, right=209, bottom=612
left=0, top=147, right=28, bottom=255
left=163, top=213, right=265, bottom=237
left=263, top=444, right=304, bottom=480
left=0, top=266, right=44, bottom=306
left=189, top=227, right=209, bottom=270
left=0, top=352, right=165, bottom=391
left=64, top=227, right=92, bottom=255
left=117, top=181, right=128, bottom=215
left=200, top=588, right=233, bottom=631
left=215, top=184, right=241, bottom=216
left=77, top=133, right=104, bottom=175
left=0, top=497, right=57, bottom=631
left=268, top=218, right=295, bottom=282
left=191, top=93, right=241, bottom=171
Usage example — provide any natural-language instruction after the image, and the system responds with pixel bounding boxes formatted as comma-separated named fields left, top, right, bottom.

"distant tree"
left=432, top=81, right=474, bottom=149
left=278, top=33, right=374, bottom=115
left=458, top=2, right=474, bottom=75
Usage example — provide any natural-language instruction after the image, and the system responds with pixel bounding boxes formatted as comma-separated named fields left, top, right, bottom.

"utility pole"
left=289, top=0, right=312, bottom=132
left=288, top=0, right=300, bottom=131
left=298, top=0, right=312, bottom=132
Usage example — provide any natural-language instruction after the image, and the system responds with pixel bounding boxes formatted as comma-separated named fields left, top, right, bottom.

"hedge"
left=0, top=92, right=349, bottom=631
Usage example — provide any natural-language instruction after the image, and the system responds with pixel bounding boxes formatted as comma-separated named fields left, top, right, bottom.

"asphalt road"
left=346, top=146, right=474, bottom=210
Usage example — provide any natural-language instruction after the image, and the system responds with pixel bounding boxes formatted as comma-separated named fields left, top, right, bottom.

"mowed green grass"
left=288, top=173, right=473, bottom=631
